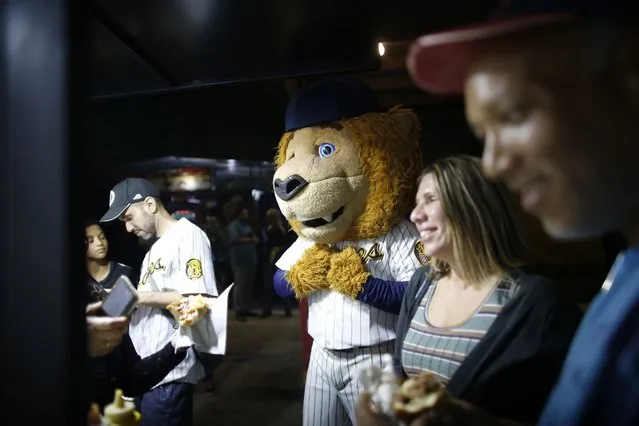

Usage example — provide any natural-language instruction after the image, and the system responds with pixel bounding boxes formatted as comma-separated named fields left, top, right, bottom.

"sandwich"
left=392, top=372, right=446, bottom=423
left=166, top=294, right=210, bottom=327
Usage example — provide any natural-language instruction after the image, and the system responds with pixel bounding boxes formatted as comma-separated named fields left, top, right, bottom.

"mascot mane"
left=276, top=106, right=422, bottom=241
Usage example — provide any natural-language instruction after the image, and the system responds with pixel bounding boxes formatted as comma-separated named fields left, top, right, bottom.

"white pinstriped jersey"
left=276, top=219, right=426, bottom=350
left=129, top=218, right=218, bottom=388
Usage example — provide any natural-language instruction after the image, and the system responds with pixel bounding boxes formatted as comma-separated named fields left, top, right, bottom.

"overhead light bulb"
left=378, top=42, right=385, bottom=57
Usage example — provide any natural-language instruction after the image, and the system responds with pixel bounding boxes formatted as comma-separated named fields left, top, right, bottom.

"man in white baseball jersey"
left=100, top=178, right=217, bottom=426
left=271, top=79, right=426, bottom=425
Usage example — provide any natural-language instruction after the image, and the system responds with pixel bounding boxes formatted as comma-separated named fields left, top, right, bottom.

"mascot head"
left=273, top=78, right=422, bottom=244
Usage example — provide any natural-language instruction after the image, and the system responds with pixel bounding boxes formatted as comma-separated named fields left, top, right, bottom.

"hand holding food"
left=391, top=372, right=510, bottom=426
left=392, top=372, right=446, bottom=423
left=166, top=294, right=210, bottom=327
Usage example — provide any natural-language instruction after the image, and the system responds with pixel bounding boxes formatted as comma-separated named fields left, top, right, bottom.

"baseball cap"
left=100, top=178, right=161, bottom=223
left=407, top=0, right=636, bottom=95
left=284, top=78, right=382, bottom=132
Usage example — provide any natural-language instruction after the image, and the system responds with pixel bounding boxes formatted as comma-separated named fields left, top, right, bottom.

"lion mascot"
left=272, top=78, right=426, bottom=425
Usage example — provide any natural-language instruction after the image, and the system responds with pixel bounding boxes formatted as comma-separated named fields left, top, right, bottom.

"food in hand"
left=392, top=372, right=446, bottom=423
left=167, top=294, right=210, bottom=327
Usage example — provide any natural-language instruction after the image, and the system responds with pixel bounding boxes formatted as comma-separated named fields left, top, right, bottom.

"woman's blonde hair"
left=422, top=155, right=528, bottom=283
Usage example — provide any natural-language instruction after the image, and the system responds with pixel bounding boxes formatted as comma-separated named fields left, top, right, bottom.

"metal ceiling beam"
left=92, top=4, right=178, bottom=87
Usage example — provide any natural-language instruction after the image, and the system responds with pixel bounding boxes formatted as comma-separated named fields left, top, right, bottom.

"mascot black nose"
left=274, top=174, right=308, bottom=201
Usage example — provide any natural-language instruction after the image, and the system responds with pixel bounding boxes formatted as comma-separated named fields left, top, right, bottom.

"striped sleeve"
left=175, top=227, right=218, bottom=296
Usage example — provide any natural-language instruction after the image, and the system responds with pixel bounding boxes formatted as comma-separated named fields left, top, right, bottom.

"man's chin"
left=541, top=216, right=608, bottom=241
left=137, top=233, right=157, bottom=244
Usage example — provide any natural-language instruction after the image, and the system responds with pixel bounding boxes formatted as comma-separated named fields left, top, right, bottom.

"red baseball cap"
left=407, top=0, right=634, bottom=95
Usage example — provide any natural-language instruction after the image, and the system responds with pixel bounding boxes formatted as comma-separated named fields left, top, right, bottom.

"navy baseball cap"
left=100, top=178, right=161, bottom=223
left=284, top=78, right=382, bottom=132
left=407, top=0, right=636, bottom=95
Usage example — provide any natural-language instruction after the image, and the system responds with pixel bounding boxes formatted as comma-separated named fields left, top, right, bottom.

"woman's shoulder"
left=406, top=266, right=433, bottom=295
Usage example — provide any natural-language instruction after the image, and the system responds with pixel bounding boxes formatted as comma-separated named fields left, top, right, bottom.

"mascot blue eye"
left=318, top=143, right=336, bottom=158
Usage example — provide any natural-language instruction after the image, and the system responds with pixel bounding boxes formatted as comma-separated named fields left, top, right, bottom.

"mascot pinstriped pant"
left=272, top=79, right=428, bottom=425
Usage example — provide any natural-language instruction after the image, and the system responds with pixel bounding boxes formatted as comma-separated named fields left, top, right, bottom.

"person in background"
left=357, top=156, right=582, bottom=425
left=228, top=205, right=259, bottom=321
left=205, top=215, right=231, bottom=294
left=100, top=177, right=217, bottom=426
left=85, top=220, right=137, bottom=301
left=261, top=208, right=292, bottom=318
left=359, top=1, right=639, bottom=425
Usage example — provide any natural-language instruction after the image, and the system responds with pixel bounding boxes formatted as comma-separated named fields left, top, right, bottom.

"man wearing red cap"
left=357, top=1, right=639, bottom=425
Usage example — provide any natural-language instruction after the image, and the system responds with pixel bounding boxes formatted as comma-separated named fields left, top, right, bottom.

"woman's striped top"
left=401, top=279, right=518, bottom=382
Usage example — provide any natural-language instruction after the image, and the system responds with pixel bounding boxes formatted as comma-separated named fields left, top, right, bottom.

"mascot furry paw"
left=326, top=247, right=370, bottom=299
left=287, top=244, right=336, bottom=298
left=271, top=78, right=428, bottom=426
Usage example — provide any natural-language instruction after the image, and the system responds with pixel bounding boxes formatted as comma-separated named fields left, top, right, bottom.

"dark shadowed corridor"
left=194, top=310, right=304, bottom=425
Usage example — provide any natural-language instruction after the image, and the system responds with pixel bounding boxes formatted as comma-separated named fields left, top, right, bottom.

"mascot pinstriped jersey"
left=272, top=78, right=427, bottom=426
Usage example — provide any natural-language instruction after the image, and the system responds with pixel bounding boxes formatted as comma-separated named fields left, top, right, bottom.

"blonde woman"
left=358, top=156, right=583, bottom=425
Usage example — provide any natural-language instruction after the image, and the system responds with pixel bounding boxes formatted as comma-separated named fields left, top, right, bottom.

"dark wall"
left=85, top=80, right=288, bottom=216
left=86, top=80, right=288, bottom=175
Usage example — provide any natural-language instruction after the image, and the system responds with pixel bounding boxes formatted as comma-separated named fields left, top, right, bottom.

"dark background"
left=84, top=0, right=614, bottom=303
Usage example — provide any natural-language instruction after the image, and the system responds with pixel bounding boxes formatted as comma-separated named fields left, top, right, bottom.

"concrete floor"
left=193, top=310, right=304, bottom=425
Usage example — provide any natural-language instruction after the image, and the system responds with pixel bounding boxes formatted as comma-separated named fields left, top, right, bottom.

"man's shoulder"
left=177, top=219, right=209, bottom=240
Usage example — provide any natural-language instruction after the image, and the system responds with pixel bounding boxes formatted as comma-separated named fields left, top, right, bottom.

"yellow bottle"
left=103, top=389, right=142, bottom=426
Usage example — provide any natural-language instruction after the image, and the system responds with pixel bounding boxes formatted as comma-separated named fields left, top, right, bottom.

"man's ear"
left=143, top=197, right=159, bottom=214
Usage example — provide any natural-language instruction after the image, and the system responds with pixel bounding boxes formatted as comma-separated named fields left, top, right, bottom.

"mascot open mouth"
left=297, top=206, right=345, bottom=228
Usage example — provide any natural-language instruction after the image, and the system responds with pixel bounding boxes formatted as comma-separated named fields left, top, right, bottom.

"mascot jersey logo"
left=356, top=243, right=384, bottom=263
left=413, top=240, right=430, bottom=266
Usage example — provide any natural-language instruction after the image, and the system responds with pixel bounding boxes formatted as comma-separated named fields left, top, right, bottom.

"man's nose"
left=482, top=131, right=513, bottom=179
left=274, top=174, right=309, bottom=201
left=125, top=222, right=134, bottom=233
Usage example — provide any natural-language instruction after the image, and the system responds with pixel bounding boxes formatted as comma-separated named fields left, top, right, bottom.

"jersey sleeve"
left=388, top=221, right=429, bottom=281
left=175, top=227, right=218, bottom=296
